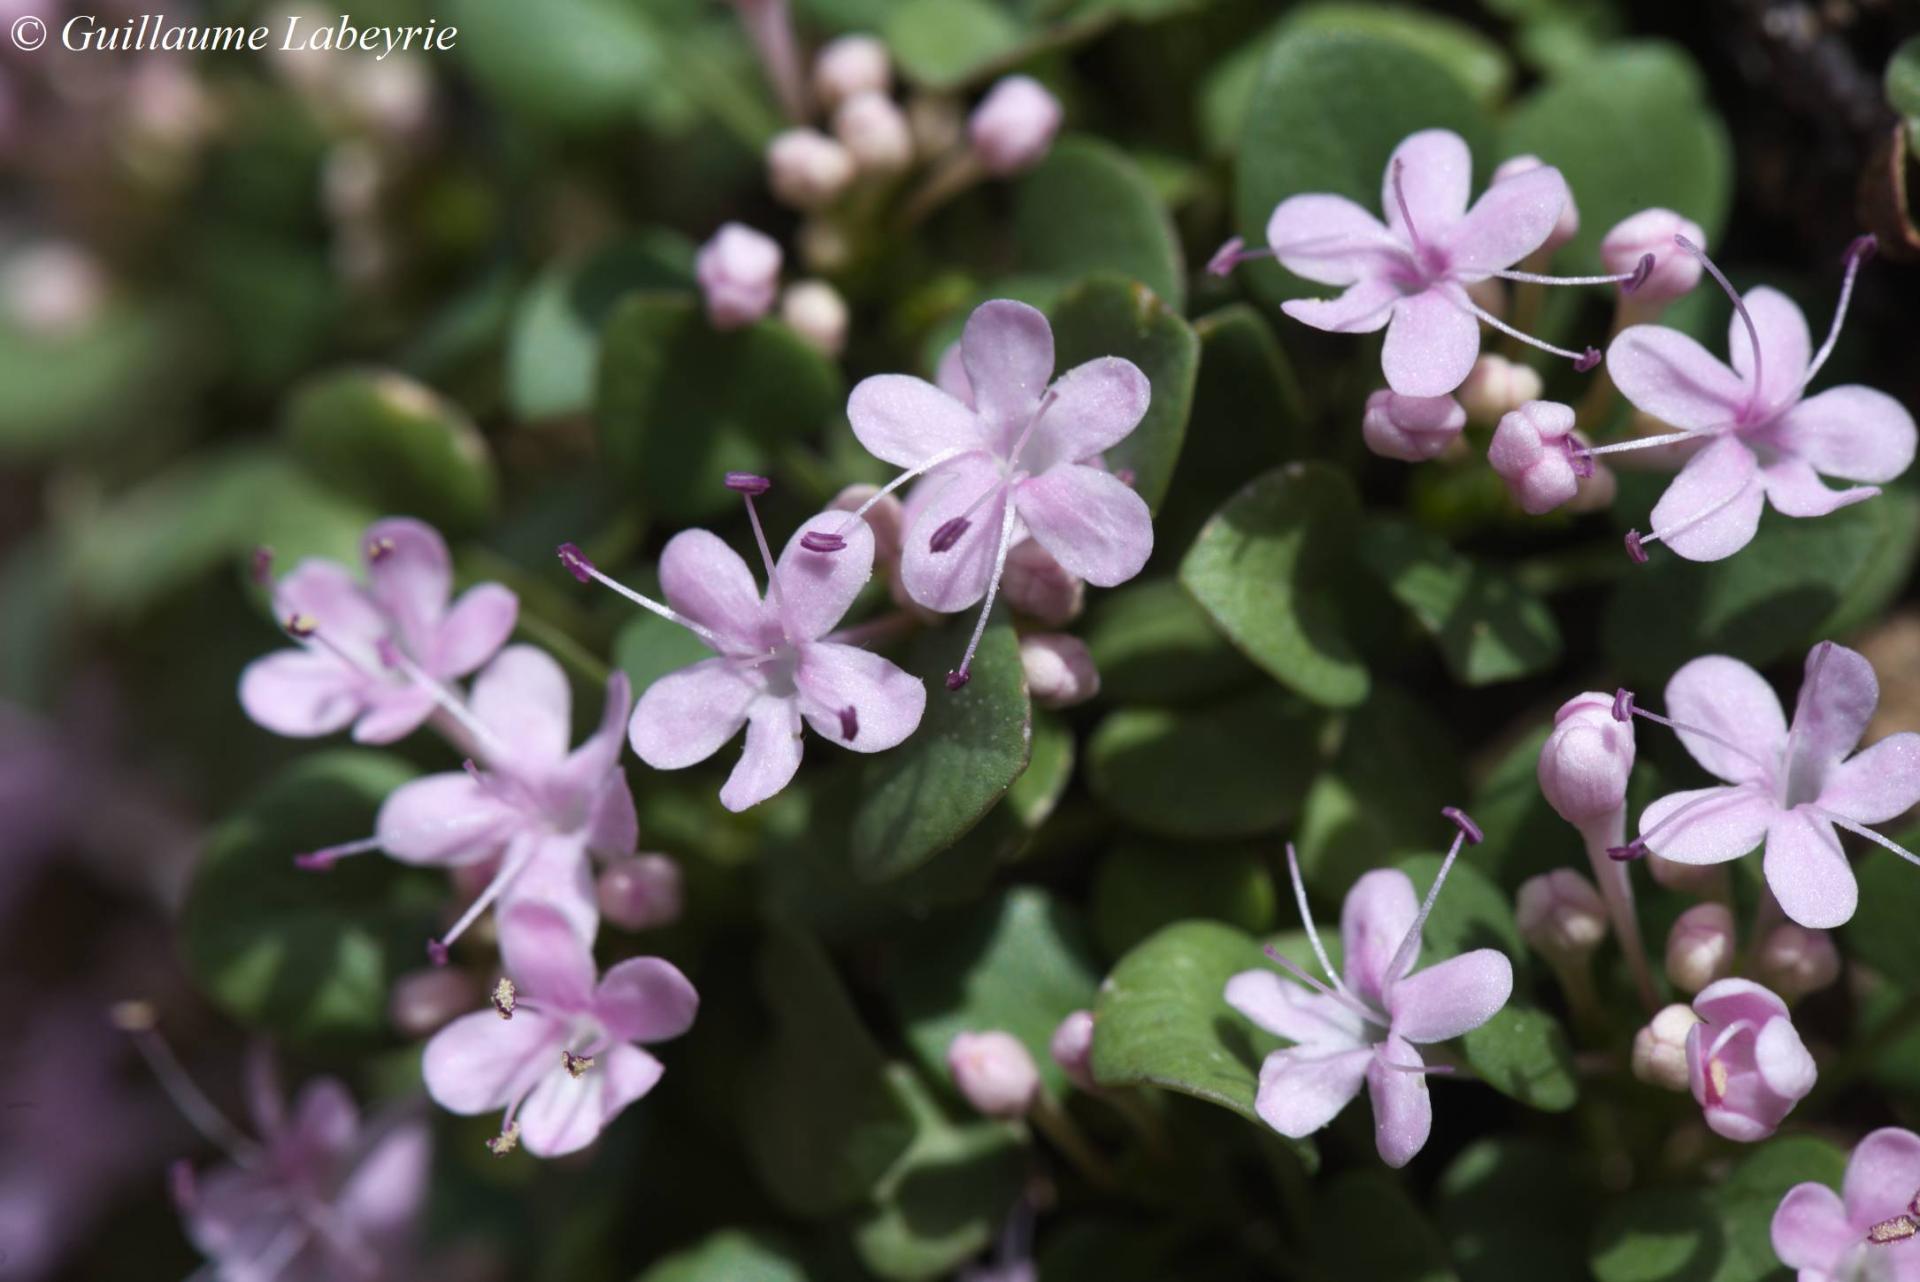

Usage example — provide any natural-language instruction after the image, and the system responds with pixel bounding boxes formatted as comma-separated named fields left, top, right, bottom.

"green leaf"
left=180, top=751, right=440, bottom=1042
left=1048, top=275, right=1198, bottom=513
left=1284, top=6, right=1513, bottom=108
left=597, top=293, right=843, bottom=520
left=1312, top=1172, right=1459, bottom=1282
left=740, top=922, right=917, bottom=1218
left=613, top=609, right=717, bottom=699
left=851, top=610, right=1032, bottom=881
left=1236, top=31, right=1490, bottom=308
left=1091, top=842, right=1278, bottom=959
left=637, top=1231, right=807, bottom=1282
left=1889, top=37, right=1920, bottom=119
left=0, top=304, right=173, bottom=460
left=885, top=0, right=1025, bottom=91
left=1083, top=578, right=1259, bottom=705
left=283, top=368, right=497, bottom=534
left=1438, top=1138, right=1598, bottom=1282
left=1179, top=462, right=1370, bottom=708
left=1357, top=517, right=1562, bottom=686
left=1501, top=42, right=1732, bottom=273
left=1603, top=489, right=1920, bottom=687
left=1843, top=848, right=1920, bottom=983
left=1086, top=687, right=1322, bottom=839
left=1016, top=138, right=1186, bottom=311
left=888, top=887, right=1101, bottom=1095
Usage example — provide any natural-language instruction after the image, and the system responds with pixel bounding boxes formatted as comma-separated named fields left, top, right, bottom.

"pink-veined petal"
left=1638, top=785, right=1773, bottom=865
left=374, top=772, right=517, bottom=866
left=1381, top=289, right=1480, bottom=398
left=595, top=957, right=700, bottom=1044
left=1224, top=969, right=1370, bottom=1049
left=1251, top=1046, right=1370, bottom=1138
left=1388, top=950, right=1512, bottom=1044
left=1607, top=325, right=1746, bottom=432
left=1762, top=458, right=1879, bottom=518
left=1693, top=977, right=1790, bottom=1029
left=238, top=649, right=362, bottom=738
left=1775, top=385, right=1918, bottom=486
left=1787, top=642, right=1878, bottom=781
left=470, top=645, right=572, bottom=766
left=1666, top=653, right=1788, bottom=786
left=517, top=1043, right=663, bottom=1159
left=1647, top=435, right=1765, bottom=563
left=1342, top=869, right=1419, bottom=1005
left=1769, top=1183, right=1854, bottom=1274
left=1765, top=810, right=1856, bottom=930
left=362, top=518, right=453, bottom=655
left=1013, top=465, right=1152, bottom=589
left=1280, top=278, right=1399, bottom=335
left=718, top=697, right=805, bottom=812
left=847, top=374, right=984, bottom=469
left=629, top=657, right=758, bottom=770
left=775, top=512, right=876, bottom=642
left=1265, top=193, right=1398, bottom=287
left=1366, top=1035, right=1433, bottom=1168
left=658, top=529, right=771, bottom=653
left=1819, top=733, right=1920, bottom=825
left=421, top=1009, right=560, bottom=1115
left=1443, top=164, right=1568, bottom=277
left=1019, top=355, right=1150, bottom=474
left=433, top=583, right=518, bottom=678
left=793, top=640, right=926, bottom=754
left=1729, top=287, right=1811, bottom=414
left=1383, top=129, right=1472, bottom=244
left=899, top=454, right=1009, bottom=613
left=1843, top=1128, right=1920, bottom=1226
left=498, top=899, right=596, bottom=1009
left=960, top=299, right=1054, bottom=451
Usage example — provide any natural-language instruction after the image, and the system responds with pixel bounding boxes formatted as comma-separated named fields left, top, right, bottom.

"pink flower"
left=1685, top=978, right=1814, bottom=1142
left=1772, top=1127, right=1920, bottom=1280
left=1606, top=235, right=1914, bottom=562
left=967, top=76, right=1062, bottom=176
left=1224, top=810, right=1513, bottom=1167
left=948, top=1030, right=1042, bottom=1118
left=695, top=223, right=782, bottom=331
left=240, top=517, right=518, bottom=745
left=845, top=300, right=1152, bottom=687
left=1488, top=400, right=1612, bottom=515
left=423, top=902, right=698, bottom=1158
left=1615, top=641, right=1920, bottom=929
left=560, top=476, right=926, bottom=812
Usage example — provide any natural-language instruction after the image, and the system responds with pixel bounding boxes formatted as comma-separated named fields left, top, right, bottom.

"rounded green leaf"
left=1016, top=138, right=1185, bottom=311
left=1843, top=847, right=1920, bottom=983
left=1890, top=37, right=1920, bottom=120
left=637, top=1231, right=808, bottom=1282
left=1438, top=1138, right=1598, bottom=1282
left=1312, top=1172, right=1459, bottom=1282
left=1083, top=577, right=1259, bottom=705
left=1091, top=841, right=1278, bottom=959
left=884, top=0, right=1024, bottom=90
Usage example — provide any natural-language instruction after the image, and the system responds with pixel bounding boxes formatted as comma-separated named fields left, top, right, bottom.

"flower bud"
left=695, top=223, right=782, bottom=331
left=1050, top=1010, right=1096, bottom=1091
left=812, top=34, right=890, bottom=109
left=1646, top=853, right=1721, bottom=896
left=1537, top=692, right=1635, bottom=825
left=1516, top=869, right=1608, bottom=963
left=967, top=76, right=1062, bottom=177
left=767, top=128, right=856, bottom=210
left=1632, top=1003, right=1701, bottom=1092
left=833, top=91, right=914, bottom=175
left=1754, top=923, right=1841, bottom=1001
left=4, top=243, right=107, bottom=337
left=1361, top=388, right=1465, bottom=463
left=1020, top=634, right=1100, bottom=710
left=948, top=1030, right=1041, bottom=1118
left=780, top=280, right=849, bottom=357
left=597, top=855, right=684, bottom=931
left=389, top=966, right=480, bottom=1038
left=1488, top=400, right=1609, bottom=515
left=1665, top=902, right=1736, bottom=995
left=1686, top=979, right=1814, bottom=1141
left=1456, top=354, right=1544, bottom=427
left=1493, top=154, right=1579, bottom=252
left=1001, top=538, right=1084, bottom=626
left=1601, top=209, right=1707, bottom=305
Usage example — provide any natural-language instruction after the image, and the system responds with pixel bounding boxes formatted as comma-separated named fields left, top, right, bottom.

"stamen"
left=492, top=978, right=516, bottom=1019
left=556, top=543, right=724, bottom=650
left=837, top=706, right=859, bottom=742
left=1578, top=429, right=1707, bottom=460
left=112, top=1002, right=263, bottom=1169
left=724, top=471, right=772, bottom=495
left=1382, top=1059, right=1455, bottom=1075
left=1868, top=1215, right=1918, bottom=1245
left=1615, top=694, right=1776, bottom=777
left=1390, top=159, right=1423, bottom=254
left=1206, top=236, right=1278, bottom=277
left=1801, top=235, right=1876, bottom=388
left=249, top=546, right=274, bottom=587
left=293, top=837, right=383, bottom=871
left=1383, top=809, right=1479, bottom=985
left=1002, top=387, right=1062, bottom=469
left=485, top=1121, right=521, bottom=1156
left=929, top=517, right=969, bottom=553
left=1284, top=843, right=1352, bottom=997
left=1807, top=807, right=1920, bottom=871
left=816, top=446, right=973, bottom=551
left=1673, top=235, right=1761, bottom=404
left=946, top=498, right=1020, bottom=691
left=562, top=1049, right=596, bottom=1078
left=737, top=483, right=787, bottom=623
left=1565, top=437, right=1596, bottom=479
left=1262, top=944, right=1391, bottom=1030
left=284, top=612, right=317, bottom=639
left=1631, top=473, right=1760, bottom=560
left=1450, top=290, right=1602, bottom=369
left=1489, top=254, right=1653, bottom=290
left=800, top=531, right=846, bottom=553
left=1624, top=530, right=1648, bottom=563
left=1611, top=785, right=1767, bottom=861
left=1442, top=805, right=1483, bottom=845
left=374, top=639, right=510, bottom=763
left=365, top=535, right=397, bottom=563
left=1607, top=839, right=1647, bottom=862
left=428, top=840, right=540, bottom=963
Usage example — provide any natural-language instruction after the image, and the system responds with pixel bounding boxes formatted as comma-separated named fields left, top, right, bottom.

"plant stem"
left=1578, top=810, right=1660, bottom=1013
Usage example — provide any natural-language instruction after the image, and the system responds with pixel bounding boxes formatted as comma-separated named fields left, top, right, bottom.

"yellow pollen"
left=1707, top=1057, right=1729, bottom=1101
left=1868, top=1215, right=1917, bottom=1244
left=485, top=1121, right=521, bottom=1156
left=491, top=978, right=516, bottom=1019
left=563, top=1050, right=596, bottom=1079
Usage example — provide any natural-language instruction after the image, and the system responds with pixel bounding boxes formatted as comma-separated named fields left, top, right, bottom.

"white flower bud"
left=1516, top=869, right=1608, bottom=963
left=967, top=76, right=1062, bottom=176
left=1456, top=354, right=1544, bottom=427
left=767, top=128, right=856, bottom=210
left=1361, top=388, right=1465, bottom=462
left=1020, top=634, right=1100, bottom=710
left=812, top=34, right=890, bottom=109
left=1632, top=1004, right=1702, bottom=1092
left=948, top=1030, right=1041, bottom=1118
left=1050, top=1010, right=1096, bottom=1091
left=834, top=91, right=914, bottom=175
left=1665, top=902, right=1736, bottom=995
left=695, top=223, right=783, bottom=330
left=1601, top=209, right=1707, bottom=305
left=780, top=279, right=848, bottom=357
left=1754, top=923, right=1841, bottom=1001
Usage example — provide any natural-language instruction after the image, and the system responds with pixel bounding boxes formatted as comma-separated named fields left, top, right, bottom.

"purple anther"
left=1115, top=468, right=1138, bottom=487
left=1846, top=234, right=1878, bottom=268
left=1206, top=236, right=1246, bottom=277
left=1623, top=252, right=1655, bottom=295
left=168, top=1159, right=197, bottom=1212
left=837, top=705, right=859, bottom=741
left=250, top=545, right=275, bottom=586
left=1441, top=805, right=1483, bottom=845
left=801, top=530, right=847, bottom=554
left=1607, top=840, right=1648, bottom=863
left=1565, top=438, right=1596, bottom=479
left=724, top=471, right=772, bottom=495
left=945, top=669, right=972, bottom=691
left=1612, top=688, right=1636, bottom=722
left=1624, top=529, right=1649, bottom=564
left=1573, top=346, right=1603, bottom=373
left=556, top=542, right=595, bottom=583
left=426, top=939, right=450, bottom=967
left=366, top=536, right=397, bottom=563
left=293, top=851, right=337, bottom=872
left=929, top=517, right=970, bottom=553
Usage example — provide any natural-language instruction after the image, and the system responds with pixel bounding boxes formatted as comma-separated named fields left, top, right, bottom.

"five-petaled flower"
left=1224, top=810, right=1513, bottom=1167
left=1685, top=978, right=1815, bottom=1142
left=423, top=902, right=699, bottom=1159
left=1773, top=1127, right=1920, bottom=1281
left=1613, top=641, right=1920, bottom=929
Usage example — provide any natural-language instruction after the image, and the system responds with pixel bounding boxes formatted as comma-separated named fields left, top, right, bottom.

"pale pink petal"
left=1787, top=642, right=1878, bottom=777
left=584, top=773, right=639, bottom=858
left=1607, top=326, right=1746, bottom=432
left=1762, top=458, right=1878, bottom=518
left=375, top=772, right=517, bottom=866
left=935, top=342, right=974, bottom=407
left=274, top=560, right=386, bottom=649
left=718, top=697, right=805, bottom=812
left=498, top=833, right=599, bottom=946
left=350, top=685, right=437, bottom=745
left=960, top=299, right=1054, bottom=449
left=238, top=650, right=362, bottom=738
left=629, top=657, right=758, bottom=769
left=362, top=518, right=453, bottom=654
left=1342, top=869, right=1419, bottom=1005
left=1280, top=278, right=1398, bottom=334
left=594, top=957, right=700, bottom=1044
left=334, top=1120, right=430, bottom=1240
left=1753, top=1016, right=1817, bottom=1102
left=1770, top=1184, right=1853, bottom=1274
left=421, top=1009, right=560, bottom=1114
left=1224, top=970, right=1370, bottom=1048
left=1382, top=129, right=1471, bottom=243
left=1819, top=733, right=1920, bottom=825
left=1251, top=1046, right=1370, bottom=1138
left=1729, top=287, right=1811, bottom=414
left=775, top=512, right=876, bottom=642
left=1843, top=1128, right=1920, bottom=1225
left=518, top=1044, right=663, bottom=1158
left=1265, top=193, right=1397, bottom=287
left=1442, top=165, right=1568, bottom=277
left=793, top=640, right=925, bottom=753
left=286, top=1078, right=358, bottom=1165
left=434, top=583, right=518, bottom=678
left=498, top=900, right=597, bottom=1008
left=1019, top=355, right=1150, bottom=474
left=899, top=455, right=1009, bottom=612
left=659, top=529, right=772, bottom=653
left=470, top=645, right=572, bottom=766
left=1765, top=811, right=1856, bottom=930
left=1366, top=1036, right=1433, bottom=1168
left=1381, top=289, right=1480, bottom=398
left=847, top=374, right=985, bottom=469
left=1646, top=435, right=1765, bottom=562
left=1387, top=950, right=1512, bottom=1044
left=1639, top=786, right=1773, bottom=865
left=1775, top=385, right=1918, bottom=485
left=1013, top=465, right=1152, bottom=588
left=1666, top=653, right=1788, bottom=785
left=557, top=672, right=633, bottom=799
left=1693, top=977, right=1790, bottom=1029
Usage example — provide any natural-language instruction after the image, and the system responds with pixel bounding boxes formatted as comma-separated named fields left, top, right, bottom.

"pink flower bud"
left=780, top=280, right=848, bottom=357
left=1493, top=154, right=1579, bottom=251
left=1536, top=692, right=1635, bottom=826
left=1647, top=853, right=1722, bottom=896
left=1361, top=388, right=1465, bottom=462
left=1754, top=923, right=1841, bottom=1001
left=597, top=855, right=684, bottom=931
left=834, top=91, right=914, bottom=175
left=812, top=34, right=890, bottom=108
left=1685, top=979, right=1815, bottom=1142
left=1600, top=209, right=1707, bottom=305
left=1456, top=354, right=1544, bottom=427
left=1001, top=538, right=1084, bottom=626
left=388, top=966, right=480, bottom=1038
left=1665, top=902, right=1736, bottom=995
left=1050, top=1010, right=1096, bottom=1090
left=4, top=243, right=107, bottom=337
left=695, top=223, right=782, bottom=331
left=967, top=76, right=1062, bottom=177
left=1516, top=869, right=1608, bottom=963
left=948, top=1030, right=1041, bottom=1118
left=1488, top=400, right=1608, bottom=515
left=1020, top=634, right=1100, bottom=710
left=1632, top=1003, right=1701, bottom=1092
left=767, top=128, right=856, bottom=210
